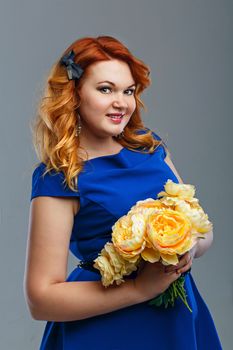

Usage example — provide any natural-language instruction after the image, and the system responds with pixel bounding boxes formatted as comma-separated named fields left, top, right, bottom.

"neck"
left=78, top=131, right=122, bottom=154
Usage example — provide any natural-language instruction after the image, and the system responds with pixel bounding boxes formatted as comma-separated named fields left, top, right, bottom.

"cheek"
left=86, top=94, right=109, bottom=112
left=130, top=98, right=136, bottom=112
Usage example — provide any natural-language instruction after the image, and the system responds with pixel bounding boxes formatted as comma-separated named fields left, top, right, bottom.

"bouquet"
left=93, top=179, right=213, bottom=312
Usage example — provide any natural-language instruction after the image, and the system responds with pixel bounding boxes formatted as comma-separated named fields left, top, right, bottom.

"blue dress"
left=30, top=130, right=222, bottom=350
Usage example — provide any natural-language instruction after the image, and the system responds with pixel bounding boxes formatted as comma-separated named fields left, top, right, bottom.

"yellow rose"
left=129, top=198, right=166, bottom=217
left=175, top=201, right=213, bottom=233
left=159, top=195, right=199, bottom=208
left=93, top=255, right=117, bottom=287
left=112, top=212, right=147, bottom=263
left=142, top=208, right=196, bottom=265
left=93, top=242, right=137, bottom=287
left=158, top=179, right=196, bottom=200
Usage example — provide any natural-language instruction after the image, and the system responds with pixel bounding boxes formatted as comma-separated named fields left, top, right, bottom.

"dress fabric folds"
left=30, top=130, right=222, bottom=350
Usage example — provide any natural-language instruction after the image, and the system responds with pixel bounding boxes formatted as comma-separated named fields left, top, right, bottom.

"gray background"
left=0, top=0, right=232, bottom=348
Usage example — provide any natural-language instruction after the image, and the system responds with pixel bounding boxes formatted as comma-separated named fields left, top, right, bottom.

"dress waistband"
left=77, top=260, right=101, bottom=274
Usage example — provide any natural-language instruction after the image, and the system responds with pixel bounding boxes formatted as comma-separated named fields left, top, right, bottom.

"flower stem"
left=148, top=271, right=192, bottom=312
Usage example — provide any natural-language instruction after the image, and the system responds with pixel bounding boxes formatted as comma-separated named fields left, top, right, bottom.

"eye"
left=98, top=86, right=135, bottom=95
left=98, top=86, right=112, bottom=94
left=125, top=89, right=135, bottom=96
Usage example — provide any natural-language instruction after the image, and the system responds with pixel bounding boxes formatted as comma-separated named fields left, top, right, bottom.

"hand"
left=164, top=245, right=197, bottom=275
left=134, top=261, right=182, bottom=302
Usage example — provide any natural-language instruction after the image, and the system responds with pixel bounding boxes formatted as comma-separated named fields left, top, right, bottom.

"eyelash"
left=98, top=86, right=135, bottom=95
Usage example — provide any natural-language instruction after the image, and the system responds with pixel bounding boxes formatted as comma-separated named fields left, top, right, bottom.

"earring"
left=117, top=130, right=124, bottom=139
left=75, top=113, right=82, bottom=137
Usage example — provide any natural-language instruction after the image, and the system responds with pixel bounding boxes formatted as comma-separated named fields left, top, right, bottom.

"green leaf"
left=148, top=277, right=193, bottom=312
left=148, top=294, right=163, bottom=307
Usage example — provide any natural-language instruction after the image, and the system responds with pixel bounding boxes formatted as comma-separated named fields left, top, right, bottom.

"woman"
left=24, top=35, right=222, bottom=349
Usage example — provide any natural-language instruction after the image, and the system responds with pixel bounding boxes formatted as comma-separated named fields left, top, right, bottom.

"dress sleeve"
left=30, top=163, right=80, bottom=201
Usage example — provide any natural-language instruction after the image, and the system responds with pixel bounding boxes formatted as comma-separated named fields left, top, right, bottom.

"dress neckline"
left=83, top=146, right=126, bottom=162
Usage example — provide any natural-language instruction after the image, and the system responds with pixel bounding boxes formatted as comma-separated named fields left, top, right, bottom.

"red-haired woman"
left=24, top=36, right=222, bottom=349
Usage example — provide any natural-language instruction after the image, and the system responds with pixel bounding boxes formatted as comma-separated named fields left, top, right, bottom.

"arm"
left=164, top=153, right=213, bottom=259
left=24, top=196, right=143, bottom=322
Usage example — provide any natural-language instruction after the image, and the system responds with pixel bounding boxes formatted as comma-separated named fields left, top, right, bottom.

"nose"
left=112, top=92, right=128, bottom=110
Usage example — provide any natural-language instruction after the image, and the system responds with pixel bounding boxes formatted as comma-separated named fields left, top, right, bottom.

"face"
left=77, top=59, right=136, bottom=143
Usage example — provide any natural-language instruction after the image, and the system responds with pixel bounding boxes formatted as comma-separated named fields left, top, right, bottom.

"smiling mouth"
left=106, top=114, right=125, bottom=120
left=108, top=116, right=123, bottom=120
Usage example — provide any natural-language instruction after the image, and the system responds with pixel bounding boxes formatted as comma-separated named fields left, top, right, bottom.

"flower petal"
left=160, top=252, right=179, bottom=265
left=141, top=247, right=160, bottom=263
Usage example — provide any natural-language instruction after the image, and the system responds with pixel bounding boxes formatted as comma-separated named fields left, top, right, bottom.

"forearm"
left=31, top=278, right=142, bottom=322
left=194, top=229, right=213, bottom=259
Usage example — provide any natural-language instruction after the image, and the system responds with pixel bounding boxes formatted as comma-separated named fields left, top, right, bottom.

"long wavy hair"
left=31, top=35, right=167, bottom=192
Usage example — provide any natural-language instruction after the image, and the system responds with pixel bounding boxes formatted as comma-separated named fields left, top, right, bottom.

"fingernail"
left=176, top=269, right=181, bottom=274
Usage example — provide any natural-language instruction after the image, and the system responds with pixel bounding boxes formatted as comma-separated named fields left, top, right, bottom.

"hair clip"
left=60, top=50, right=84, bottom=80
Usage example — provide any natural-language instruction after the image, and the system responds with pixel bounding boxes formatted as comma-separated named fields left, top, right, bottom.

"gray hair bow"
left=60, top=50, right=84, bottom=80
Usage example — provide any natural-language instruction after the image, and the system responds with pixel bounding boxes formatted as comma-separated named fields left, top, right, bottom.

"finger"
left=165, top=252, right=191, bottom=273
left=179, top=252, right=191, bottom=265
left=176, top=257, right=193, bottom=274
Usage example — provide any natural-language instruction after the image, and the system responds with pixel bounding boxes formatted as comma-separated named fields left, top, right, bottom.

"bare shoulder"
left=164, top=153, right=184, bottom=184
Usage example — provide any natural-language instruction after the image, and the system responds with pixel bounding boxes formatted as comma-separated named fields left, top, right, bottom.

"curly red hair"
left=31, top=35, right=166, bottom=191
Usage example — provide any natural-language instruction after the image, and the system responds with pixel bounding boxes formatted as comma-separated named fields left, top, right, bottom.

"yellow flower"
left=142, top=208, right=196, bottom=265
left=129, top=198, right=166, bottom=217
left=111, top=212, right=147, bottom=263
left=155, top=180, right=213, bottom=234
left=158, top=179, right=196, bottom=200
left=95, top=180, right=212, bottom=287
left=159, top=195, right=199, bottom=208
left=175, top=201, right=213, bottom=233
left=93, top=242, right=137, bottom=287
left=93, top=255, right=117, bottom=287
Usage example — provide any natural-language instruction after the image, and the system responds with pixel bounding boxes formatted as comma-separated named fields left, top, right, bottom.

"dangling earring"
left=117, top=130, right=124, bottom=139
left=75, top=113, right=82, bottom=137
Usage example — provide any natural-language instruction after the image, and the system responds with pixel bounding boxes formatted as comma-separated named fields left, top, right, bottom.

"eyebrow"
left=97, top=80, right=136, bottom=88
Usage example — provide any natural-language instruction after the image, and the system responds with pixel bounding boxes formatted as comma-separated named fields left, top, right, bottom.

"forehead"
left=85, top=59, right=135, bottom=83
